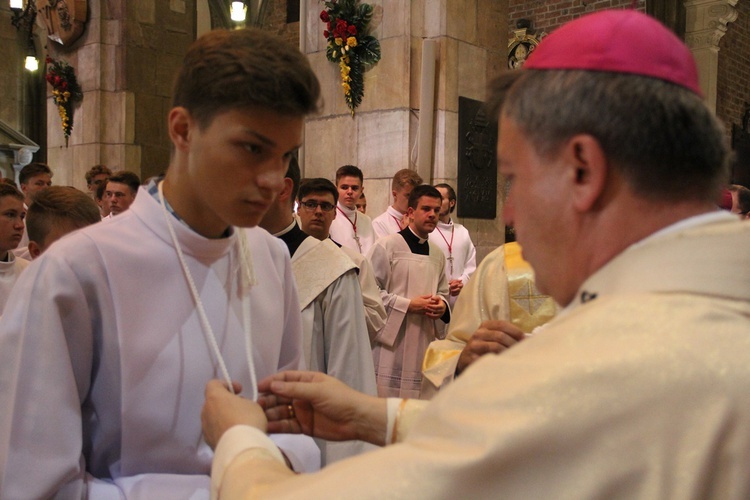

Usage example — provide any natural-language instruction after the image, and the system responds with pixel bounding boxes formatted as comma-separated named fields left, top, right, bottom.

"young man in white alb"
left=428, top=183, right=476, bottom=309
left=328, top=164, right=376, bottom=255
left=0, top=182, right=28, bottom=314
left=367, top=184, right=450, bottom=398
left=0, top=28, right=321, bottom=498
left=371, top=168, right=422, bottom=239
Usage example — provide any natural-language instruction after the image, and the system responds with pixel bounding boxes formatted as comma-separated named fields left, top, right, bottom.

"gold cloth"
left=505, top=242, right=557, bottom=333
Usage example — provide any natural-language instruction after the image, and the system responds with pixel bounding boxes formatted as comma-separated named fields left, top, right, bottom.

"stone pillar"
left=684, top=0, right=738, bottom=112
left=46, top=0, right=195, bottom=189
left=302, top=0, right=507, bottom=260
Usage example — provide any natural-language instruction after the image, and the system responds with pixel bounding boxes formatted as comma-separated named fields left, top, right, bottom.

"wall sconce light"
left=24, top=54, right=38, bottom=71
left=230, top=1, right=247, bottom=22
left=10, top=0, right=38, bottom=71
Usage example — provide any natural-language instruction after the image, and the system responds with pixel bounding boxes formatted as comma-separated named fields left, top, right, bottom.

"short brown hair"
left=408, top=184, right=442, bottom=209
left=336, top=165, right=364, bottom=184
left=392, top=169, right=422, bottom=191
left=19, top=163, right=52, bottom=186
left=107, top=171, right=141, bottom=195
left=27, top=186, right=101, bottom=245
left=0, top=182, right=24, bottom=203
left=85, top=165, right=112, bottom=185
left=172, top=29, right=321, bottom=129
left=298, top=178, right=338, bottom=204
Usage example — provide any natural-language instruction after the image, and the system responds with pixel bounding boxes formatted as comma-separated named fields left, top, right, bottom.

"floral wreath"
left=320, top=0, right=381, bottom=116
left=45, top=57, right=83, bottom=146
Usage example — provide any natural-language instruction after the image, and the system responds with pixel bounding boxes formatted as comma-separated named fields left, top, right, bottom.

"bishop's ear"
left=563, top=134, right=608, bottom=212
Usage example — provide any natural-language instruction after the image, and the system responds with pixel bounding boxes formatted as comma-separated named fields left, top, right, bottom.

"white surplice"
left=290, top=237, right=378, bottom=464
left=367, top=231, right=450, bottom=399
left=0, top=187, right=318, bottom=499
left=329, top=202, right=376, bottom=255
left=211, top=214, right=750, bottom=500
left=339, top=245, right=387, bottom=342
left=371, top=206, right=406, bottom=240
left=428, top=219, right=477, bottom=309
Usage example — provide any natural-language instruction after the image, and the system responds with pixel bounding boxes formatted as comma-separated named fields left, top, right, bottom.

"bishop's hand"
left=258, top=371, right=388, bottom=446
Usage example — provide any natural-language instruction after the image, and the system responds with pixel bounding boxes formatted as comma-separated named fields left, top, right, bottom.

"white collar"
left=408, top=226, right=428, bottom=244
left=337, top=202, right=357, bottom=218
left=273, top=219, right=298, bottom=237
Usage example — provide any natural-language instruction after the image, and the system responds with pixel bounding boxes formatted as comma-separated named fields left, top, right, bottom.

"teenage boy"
left=329, top=165, right=376, bottom=254
left=15, top=162, right=53, bottom=258
left=0, top=28, right=321, bottom=498
left=18, top=162, right=53, bottom=206
left=84, top=164, right=112, bottom=198
left=103, top=170, right=141, bottom=217
left=26, top=186, right=102, bottom=258
left=0, top=182, right=28, bottom=313
left=371, top=168, right=423, bottom=238
left=429, top=183, right=476, bottom=309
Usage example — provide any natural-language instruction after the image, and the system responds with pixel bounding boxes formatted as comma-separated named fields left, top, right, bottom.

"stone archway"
left=683, top=0, right=738, bottom=111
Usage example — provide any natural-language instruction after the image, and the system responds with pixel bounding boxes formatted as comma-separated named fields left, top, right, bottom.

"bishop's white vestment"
left=210, top=213, right=750, bottom=500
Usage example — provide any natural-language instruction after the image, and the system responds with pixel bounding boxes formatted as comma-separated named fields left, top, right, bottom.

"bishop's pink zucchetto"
left=524, top=9, right=702, bottom=96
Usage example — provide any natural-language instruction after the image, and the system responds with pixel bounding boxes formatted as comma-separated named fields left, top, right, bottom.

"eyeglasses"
left=300, top=200, right=335, bottom=212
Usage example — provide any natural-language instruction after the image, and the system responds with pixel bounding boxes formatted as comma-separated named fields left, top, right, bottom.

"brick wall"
left=260, top=0, right=299, bottom=47
left=508, top=0, right=644, bottom=38
left=717, top=1, right=750, bottom=136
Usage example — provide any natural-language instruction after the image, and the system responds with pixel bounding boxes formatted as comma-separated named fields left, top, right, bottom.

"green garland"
left=45, top=57, right=83, bottom=147
left=320, top=0, right=381, bottom=116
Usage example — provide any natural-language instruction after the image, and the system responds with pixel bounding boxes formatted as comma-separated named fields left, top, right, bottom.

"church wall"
left=260, top=0, right=300, bottom=46
left=507, top=0, right=645, bottom=38
left=717, top=0, right=750, bottom=135
left=124, top=0, right=196, bottom=181
left=1, top=4, right=46, bottom=167
left=301, top=0, right=507, bottom=260
left=0, top=6, right=26, bottom=132
left=42, top=0, right=195, bottom=190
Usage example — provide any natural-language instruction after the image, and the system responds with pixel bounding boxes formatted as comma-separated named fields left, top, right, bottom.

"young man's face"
left=407, top=195, right=440, bottom=239
left=174, top=107, right=303, bottom=236
left=87, top=174, right=109, bottom=194
left=436, top=186, right=454, bottom=220
left=297, top=191, right=336, bottom=241
left=355, top=194, right=367, bottom=214
left=392, top=186, right=413, bottom=214
left=0, top=196, right=26, bottom=257
left=337, top=176, right=362, bottom=210
left=105, top=182, right=136, bottom=216
left=21, top=174, right=52, bottom=204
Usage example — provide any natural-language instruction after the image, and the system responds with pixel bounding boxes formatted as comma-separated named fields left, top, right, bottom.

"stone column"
left=46, top=0, right=195, bottom=189
left=684, top=0, right=738, bottom=112
left=301, top=0, right=507, bottom=260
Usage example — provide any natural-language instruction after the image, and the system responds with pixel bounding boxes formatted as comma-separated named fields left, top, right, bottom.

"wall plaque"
left=457, top=96, right=497, bottom=219
left=37, top=0, right=88, bottom=46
